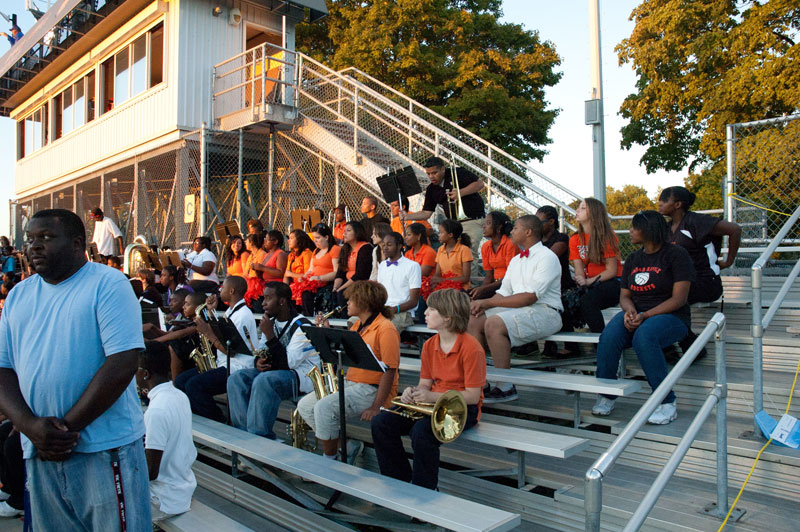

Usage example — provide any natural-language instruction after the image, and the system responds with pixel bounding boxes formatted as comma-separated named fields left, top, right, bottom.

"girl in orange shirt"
left=243, top=233, right=267, bottom=309
left=569, top=197, right=622, bottom=333
left=405, top=223, right=437, bottom=321
left=283, top=229, right=315, bottom=287
left=259, top=230, right=288, bottom=283
left=431, top=220, right=473, bottom=292
left=294, top=223, right=341, bottom=315
left=224, top=235, right=248, bottom=278
left=469, top=211, right=518, bottom=300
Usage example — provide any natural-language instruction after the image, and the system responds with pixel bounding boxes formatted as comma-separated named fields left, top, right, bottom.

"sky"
left=0, top=0, right=688, bottom=235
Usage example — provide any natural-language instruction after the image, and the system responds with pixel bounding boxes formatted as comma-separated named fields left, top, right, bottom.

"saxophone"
left=188, top=303, right=218, bottom=373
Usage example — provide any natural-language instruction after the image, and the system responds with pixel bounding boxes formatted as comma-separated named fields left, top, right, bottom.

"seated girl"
left=592, top=211, right=695, bottom=425
left=294, top=224, right=341, bottom=316
left=283, top=230, right=315, bottom=288
left=469, top=211, right=518, bottom=300
left=224, top=235, right=248, bottom=278
left=404, top=223, right=437, bottom=321
left=369, top=222, right=392, bottom=281
left=430, top=220, right=473, bottom=293
left=333, top=221, right=373, bottom=309
left=371, top=288, right=485, bottom=490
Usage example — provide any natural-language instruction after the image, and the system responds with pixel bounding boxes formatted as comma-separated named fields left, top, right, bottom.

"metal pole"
left=334, top=165, right=340, bottom=207
left=268, top=125, right=275, bottom=229
left=715, top=325, right=729, bottom=517
left=353, top=86, right=359, bottom=160
left=589, top=0, right=606, bottom=204
left=725, top=124, right=735, bottom=224
left=486, top=146, right=493, bottom=207
left=752, top=265, right=763, bottom=434
left=200, top=122, right=208, bottom=235
left=585, top=468, right=602, bottom=532
left=237, top=128, right=244, bottom=228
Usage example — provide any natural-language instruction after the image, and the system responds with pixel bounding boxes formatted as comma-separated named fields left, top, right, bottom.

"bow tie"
left=386, top=260, right=399, bottom=267
left=519, top=249, right=530, bottom=258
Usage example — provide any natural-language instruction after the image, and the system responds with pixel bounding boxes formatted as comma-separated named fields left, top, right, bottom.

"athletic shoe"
left=0, top=501, right=22, bottom=518
left=0, top=491, right=9, bottom=502
left=648, top=402, right=678, bottom=425
left=591, top=397, right=616, bottom=416
left=345, top=439, right=364, bottom=465
left=483, top=385, right=518, bottom=404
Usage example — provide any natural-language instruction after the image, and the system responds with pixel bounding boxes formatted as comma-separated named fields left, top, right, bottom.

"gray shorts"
left=485, top=305, right=562, bottom=347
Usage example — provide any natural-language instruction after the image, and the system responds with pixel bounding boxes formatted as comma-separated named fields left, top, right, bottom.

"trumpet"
left=381, top=390, right=468, bottom=443
left=316, top=305, right=345, bottom=324
left=446, top=159, right=468, bottom=221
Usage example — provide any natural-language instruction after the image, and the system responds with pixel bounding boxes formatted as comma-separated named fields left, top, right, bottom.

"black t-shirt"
left=668, top=211, right=721, bottom=282
left=542, top=230, right=575, bottom=291
left=622, top=243, right=695, bottom=325
left=422, top=167, right=485, bottom=220
left=361, top=214, right=389, bottom=238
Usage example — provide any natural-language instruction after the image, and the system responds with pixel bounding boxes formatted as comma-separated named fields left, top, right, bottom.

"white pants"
left=296, top=381, right=377, bottom=440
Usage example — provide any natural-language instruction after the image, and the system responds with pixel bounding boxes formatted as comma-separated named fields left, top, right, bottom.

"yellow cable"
left=717, top=353, right=800, bottom=531
left=726, top=193, right=791, bottom=216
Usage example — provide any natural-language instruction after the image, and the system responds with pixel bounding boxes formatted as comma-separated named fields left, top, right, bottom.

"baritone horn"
left=288, top=363, right=338, bottom=450
left=188, top=304, right=218, bottom=373
left=381, top=390, right=468, bottom=443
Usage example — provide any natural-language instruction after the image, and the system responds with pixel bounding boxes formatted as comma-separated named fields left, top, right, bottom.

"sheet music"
left=364, top=344, right=387, bottom=372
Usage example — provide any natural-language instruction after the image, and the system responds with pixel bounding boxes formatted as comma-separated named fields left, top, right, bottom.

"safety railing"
left=751, top=204, right=800, bottom=432
left=211, top=43, right=298, bottom=124
left=295, top=54, right=582, bottom=221
left=585, top=313, right=728, bottom=531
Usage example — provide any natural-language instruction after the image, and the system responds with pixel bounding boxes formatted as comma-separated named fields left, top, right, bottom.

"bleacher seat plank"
left=460, top=422, right=589, bottom=458
left=191, top=415, right=520, bottom=532
left=399, top=357, right=641, bottom=397
left=158, top=499, right=256, bottom=532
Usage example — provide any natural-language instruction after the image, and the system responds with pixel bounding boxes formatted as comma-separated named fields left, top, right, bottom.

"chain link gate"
left=727, top=114, right=800, bottom=251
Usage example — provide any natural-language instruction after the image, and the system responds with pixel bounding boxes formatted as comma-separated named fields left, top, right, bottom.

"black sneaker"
left=483, top=385, right=518, bottom=404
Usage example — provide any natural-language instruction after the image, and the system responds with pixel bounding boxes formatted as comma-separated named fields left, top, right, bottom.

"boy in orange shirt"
left=372, top=289, right=485, bottom=490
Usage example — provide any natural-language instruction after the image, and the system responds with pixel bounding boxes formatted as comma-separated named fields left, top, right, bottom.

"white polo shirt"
left=185, top=248, right=218, bottom=284
left=497, top=241, right=563, bottom=311
left=377, top=255, right=422, bottom=307
left=145, top=382, right=197, bottom=515
left=91, top=217, right=123, bottom=256
left=216, top=300, right=257, bottom=373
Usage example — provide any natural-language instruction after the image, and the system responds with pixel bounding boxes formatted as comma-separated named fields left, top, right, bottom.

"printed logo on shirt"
left=629, top=266, right=661, bottom=292
left=577, top=245, right=588, bottom=260
left=634, top=272, right=650, bottom=285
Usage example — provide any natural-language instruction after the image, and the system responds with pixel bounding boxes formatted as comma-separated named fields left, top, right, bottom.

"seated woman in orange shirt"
left=405, top=222, right=437, bottom=321
left=243, top=233, right=267, bottom=309
left=294, top=223, right=341, bottom=316
left=569, top=198, right=623, bottom=333
left=283, top=229, right=315, bottom=287
left=372, top=289, right=485, bottom=490
left=333, top=221, right=373, bottom=309
left=469, top=211, right=519, bottom=300
left=224, top=235, right=248, bottom=278
left=256, top=230, right=288, bottom=283
left=298, top=281, right=400, bottom=462
left=430, top=220, right=473, bottom=293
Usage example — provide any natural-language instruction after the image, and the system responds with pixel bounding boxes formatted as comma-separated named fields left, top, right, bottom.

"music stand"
left=205, top=315, right=252, bottom=378
left=214, top=221, right=241, bottom=244
left=376, top=166, right=422, bottom=209
left=158, top=251, right=182, bottom=268
left=302, top=327, right=384, bottom=466
left=87, top=243, right=101, bottom=262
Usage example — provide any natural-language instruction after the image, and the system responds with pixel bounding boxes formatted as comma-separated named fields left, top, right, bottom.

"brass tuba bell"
left=382, top=390, right=468, bottom=443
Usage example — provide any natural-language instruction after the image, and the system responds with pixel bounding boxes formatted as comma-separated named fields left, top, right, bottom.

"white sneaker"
left=0, top=491, right=9, bottom=501
left=592, top=397, right=616, bottom=416
left=0, top=501, right=22, bottom=518
left=648, top=402, right=678, bottom=425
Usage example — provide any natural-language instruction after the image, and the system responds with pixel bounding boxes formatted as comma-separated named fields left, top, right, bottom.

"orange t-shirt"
left=405, top=244, right=436, bottom=270
left=420, top=332, right=486, bottom=420
left=227, top=252, right=247, bottom=277
left=569, top=233, right=622, bottom=278
left=333, top=222, right=347, bottom=242
left=287, top=249, right=313, bottom=276
left=346, top=314, right=400, bottom=406
left=308, top=245, right=341, bottom=278
left=435, top=243, right=473, bottom=289
left=480, top=235, right=520, bottom=280
left=245, top=249, right=266, bottom=278
left=391, top=216, right=432, bottom=235
left=343, top=241, right=369, bottom=280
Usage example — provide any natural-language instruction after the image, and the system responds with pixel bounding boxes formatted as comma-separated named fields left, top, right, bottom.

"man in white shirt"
left=181, top=236, right=219, bottom=293
left=377, top=232, right=421, bottom=333
left=227, top=282, right=319, bottom=439
left=89, top=207, right=123, bottom=258
left=468, top=215, right=562, bottom=403
left=174, top=276, right=255, bottom=421
left=136, top=341, right=196, bottom=522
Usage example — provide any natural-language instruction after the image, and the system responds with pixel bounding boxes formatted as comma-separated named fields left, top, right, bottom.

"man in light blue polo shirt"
left=0, top=209, right=151, bottom=531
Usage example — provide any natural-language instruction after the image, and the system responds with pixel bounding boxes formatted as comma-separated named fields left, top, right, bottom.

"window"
left=87, top=71, right=96, bottom=122
left=150, top=24, right=163, bottom=87
left=62, top=86, right=73, bottom=136
left=102, top=57, right=114, bottom=113
left=102, top=23, right=164, bottom=114
left=73, top=79, right=85, bottom=129
left=114, top=47, right=130, bottom=105
left=131, top=35, right=147, bottom=97
left=19, top=108, right=45, bottom=159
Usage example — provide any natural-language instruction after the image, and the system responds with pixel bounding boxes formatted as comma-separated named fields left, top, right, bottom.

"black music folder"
left=376, top=165, right=422, bottom=205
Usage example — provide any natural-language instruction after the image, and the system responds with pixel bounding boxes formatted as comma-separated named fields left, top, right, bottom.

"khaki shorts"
left=485, top=305, right=562, bottom=347
left=391, top=311, right=414, bottom=333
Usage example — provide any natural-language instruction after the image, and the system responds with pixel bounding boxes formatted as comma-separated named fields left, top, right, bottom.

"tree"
left=684, top=163, right=724, bottom=211
left=296, top=0, right=562, bottom=162
left=616, top=0, right=800, bottom=173
left=605, top=184, right=655, bottom=217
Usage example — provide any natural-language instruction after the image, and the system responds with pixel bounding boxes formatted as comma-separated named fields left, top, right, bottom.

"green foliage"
left=617, top=0, right=800, bottom=172
left=296, top=0, right=562, bottom=162
left=605, top=184, right=655, bottom=217
left=684, top=163, right=724, bottom=211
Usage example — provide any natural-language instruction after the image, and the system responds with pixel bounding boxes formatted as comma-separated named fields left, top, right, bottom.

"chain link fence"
left=729, top=114, right=800, bottom=247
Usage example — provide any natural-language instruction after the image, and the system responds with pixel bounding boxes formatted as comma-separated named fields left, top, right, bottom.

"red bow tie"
left=519, top=249, right=530, bottom=258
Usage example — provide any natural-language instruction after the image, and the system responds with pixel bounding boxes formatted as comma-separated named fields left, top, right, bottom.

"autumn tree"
left=616, top=0, right=800, bottom=173
left=296, top=0, right=562, bottom=162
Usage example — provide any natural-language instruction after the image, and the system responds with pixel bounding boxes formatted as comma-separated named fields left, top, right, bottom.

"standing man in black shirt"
left=360, top=196, right=390, bottom=238
left=403, top=157, right=486, bottom=277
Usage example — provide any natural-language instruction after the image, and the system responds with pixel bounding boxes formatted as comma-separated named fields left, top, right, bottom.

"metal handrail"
left=750, top=204, right=800, bottom=432
left=296, top=55, right=581, bottom=215
left=585, top=313, right=728, bottom=531
left=339, top=66, right=583, bottom=211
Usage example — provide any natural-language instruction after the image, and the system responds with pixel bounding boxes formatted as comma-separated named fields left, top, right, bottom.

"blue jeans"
left=26, top=438, right=151, bottom=532
left=227, top=368, right=299, bottom=439
left=596, top=312, right=688, bottom=403
left=174, top=367, right=228, bottom=422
